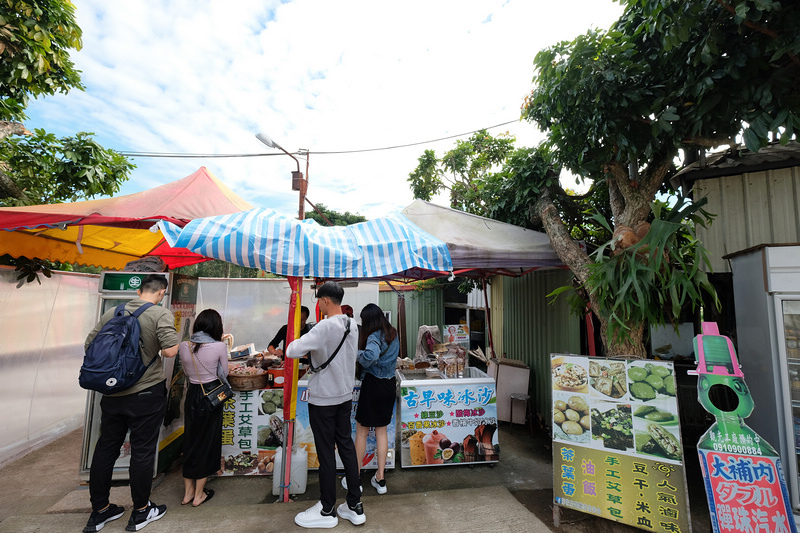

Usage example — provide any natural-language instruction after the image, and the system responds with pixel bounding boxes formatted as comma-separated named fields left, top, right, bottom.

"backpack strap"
left=117, top=302, right=157, bottom=367
left=308, top=318, right=350, bottom=373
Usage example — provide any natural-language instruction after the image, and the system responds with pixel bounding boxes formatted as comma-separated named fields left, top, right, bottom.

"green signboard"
left=99, top=272, right=168, bottom=292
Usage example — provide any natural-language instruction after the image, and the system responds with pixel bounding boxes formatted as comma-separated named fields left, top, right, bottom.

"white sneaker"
left=294, top=501, right=338, bottom=529
left=337, top=501, right=366, bottom=526
left=341, top=476, right=362, bottom=493
left=371, top=473, right=387, bottom=495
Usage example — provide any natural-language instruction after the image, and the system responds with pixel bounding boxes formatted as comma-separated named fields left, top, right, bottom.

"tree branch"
left=535, top=188, right=592, bottom=284
left=681, top=136, right=735, bottom=149
left=0, top=167, right=30, bottom=204
left=715, top=0, right=800, bottom=67
left=0, top=121, right=31, bottom=141
left=605, top=163, right=627, bottom=220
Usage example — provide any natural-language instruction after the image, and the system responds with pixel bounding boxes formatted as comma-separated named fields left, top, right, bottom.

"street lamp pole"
left=254, top=131, right=308, bottom=504
left=255, top=133, right=307, bottom=220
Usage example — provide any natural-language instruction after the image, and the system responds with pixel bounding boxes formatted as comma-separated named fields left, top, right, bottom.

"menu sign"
left=220, top=382, right=396, bottom=476
left=399, top=374, right=498, bottom=467
left=551, top=355, right=691, bottom=532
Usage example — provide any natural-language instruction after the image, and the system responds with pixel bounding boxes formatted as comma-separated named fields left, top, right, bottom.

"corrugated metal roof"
left=673, top=141, right=800, bottom=184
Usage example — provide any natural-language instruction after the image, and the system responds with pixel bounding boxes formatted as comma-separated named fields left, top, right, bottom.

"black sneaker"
left=124, top=501, right=166, bottom=531
left=83, top=503, right=125, bottom=532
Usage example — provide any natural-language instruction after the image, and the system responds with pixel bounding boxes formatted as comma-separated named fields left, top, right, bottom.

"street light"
left=255, top=132, right=307, bottom=219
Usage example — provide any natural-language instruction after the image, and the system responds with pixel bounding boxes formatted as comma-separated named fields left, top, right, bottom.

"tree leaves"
left=0, top=0, right=84, bottom=121
left=0, top=129, right=134, bottom=206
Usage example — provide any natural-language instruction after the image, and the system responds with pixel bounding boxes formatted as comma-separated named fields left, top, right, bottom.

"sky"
left=25, top=0, right=624, bottom=220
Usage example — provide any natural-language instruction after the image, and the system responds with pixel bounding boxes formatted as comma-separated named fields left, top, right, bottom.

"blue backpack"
left=79, top=302, right=156, bottom=394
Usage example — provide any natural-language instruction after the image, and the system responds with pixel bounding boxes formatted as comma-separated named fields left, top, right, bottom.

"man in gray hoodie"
left=285, top=281, right=364, bottom=528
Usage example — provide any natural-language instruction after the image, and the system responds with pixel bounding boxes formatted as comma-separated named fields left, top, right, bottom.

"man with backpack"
left=82, top=274, right=179, bottom=533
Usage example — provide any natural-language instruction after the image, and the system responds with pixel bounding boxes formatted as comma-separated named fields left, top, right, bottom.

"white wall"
left=0, top=271, right=378, bottom=466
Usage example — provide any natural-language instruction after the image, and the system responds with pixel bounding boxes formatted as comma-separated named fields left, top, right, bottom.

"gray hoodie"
left=285, top=314, right=356, bottom=406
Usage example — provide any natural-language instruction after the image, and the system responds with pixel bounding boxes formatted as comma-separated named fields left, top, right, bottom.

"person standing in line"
left=82, top=275, right=179, bottom=533
left=266, top=305, right=312, bottom=357
left=178, top=309, right=228, bottom=507
left=285, top=282, right=365, bottom=528
left=353, top=303, right=399, bottom=495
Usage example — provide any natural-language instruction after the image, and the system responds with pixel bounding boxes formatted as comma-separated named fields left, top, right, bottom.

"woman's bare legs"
left=355, top=422, right=370, bottom=474
left=374, top=425, right=388, bottom=481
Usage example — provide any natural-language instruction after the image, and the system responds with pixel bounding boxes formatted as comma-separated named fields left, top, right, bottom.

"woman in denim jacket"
left=354, top=304, right=399, bottom=494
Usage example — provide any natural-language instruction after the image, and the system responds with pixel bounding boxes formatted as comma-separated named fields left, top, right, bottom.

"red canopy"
left=0, top=167, right=253, bottom=269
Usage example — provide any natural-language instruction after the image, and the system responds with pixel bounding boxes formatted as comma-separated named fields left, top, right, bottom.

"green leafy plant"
left=582, top=196, right=718, bottom=344
left=1, top=254, right=52, bottom=287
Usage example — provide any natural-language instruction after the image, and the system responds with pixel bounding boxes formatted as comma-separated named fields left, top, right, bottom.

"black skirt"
left=183, top=382, right=224, bottom=479
left=355, top=373, right=396, bottom=428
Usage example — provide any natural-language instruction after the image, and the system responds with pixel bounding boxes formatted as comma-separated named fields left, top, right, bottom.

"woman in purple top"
left=178, top=309, right=229, bottom=507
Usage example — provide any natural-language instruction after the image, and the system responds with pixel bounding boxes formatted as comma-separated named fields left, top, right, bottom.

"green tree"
left=408, top=130, right=516, bottom=215
left=174, top=260, right=265, bottom=279
left=408, top=134, right=612, bottom=245
left=0, top=0, right=83, bottom=122
left=305, top=202, right=366, bottom=226
left=0, top=129, right=133, bottom=206
left=516, top=0, right=799, bottom=356
left=0, top=0, right=133, bottom=206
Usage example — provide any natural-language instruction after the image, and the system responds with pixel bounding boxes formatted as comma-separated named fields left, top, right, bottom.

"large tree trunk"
left=535, top=187, right=648, bottom=358
left=597, top=315, right=646, bottom=358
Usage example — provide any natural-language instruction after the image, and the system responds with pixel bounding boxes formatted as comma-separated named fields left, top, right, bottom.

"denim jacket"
left=357, top=330, right=399, bottom=380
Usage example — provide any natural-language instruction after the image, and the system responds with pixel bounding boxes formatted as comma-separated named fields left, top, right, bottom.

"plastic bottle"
left=272, top=444, right=308, bottom=495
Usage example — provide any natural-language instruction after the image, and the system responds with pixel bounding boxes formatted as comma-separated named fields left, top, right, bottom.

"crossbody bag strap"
left=308, top=318, right=350, bottom=373
left=189, top=347, right=209, bottom=396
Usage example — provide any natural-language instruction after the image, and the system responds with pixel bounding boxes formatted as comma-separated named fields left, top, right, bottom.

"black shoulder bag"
left=307, top=318, right=350, bottom=374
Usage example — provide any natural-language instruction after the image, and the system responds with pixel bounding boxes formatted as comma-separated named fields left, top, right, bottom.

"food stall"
left=217, top=373, right=397, bottom=479
left=397, top=343, right=499, bottom=467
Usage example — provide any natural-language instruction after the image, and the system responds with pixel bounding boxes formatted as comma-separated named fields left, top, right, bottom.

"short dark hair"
left=300, top=306, right=310, bottom=319
left=316, top=281, right=343, bottom=305
left=140, top=274, right=168, bottom=293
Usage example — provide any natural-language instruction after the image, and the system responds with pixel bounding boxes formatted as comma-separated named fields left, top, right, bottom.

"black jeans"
left=89, top=382, right=167, bottom=511
left=309, top=401, right=361, bottom=512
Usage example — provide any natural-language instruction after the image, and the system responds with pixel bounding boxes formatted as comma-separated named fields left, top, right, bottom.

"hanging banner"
left=551, top=354, right=691, bottom=532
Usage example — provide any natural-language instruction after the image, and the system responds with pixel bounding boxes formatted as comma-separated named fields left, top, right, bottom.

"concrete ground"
left=0, top=423, right=712, bottom=533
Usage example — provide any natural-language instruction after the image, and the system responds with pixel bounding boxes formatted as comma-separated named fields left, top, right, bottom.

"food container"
left=228, top=372, right=268, bottom=391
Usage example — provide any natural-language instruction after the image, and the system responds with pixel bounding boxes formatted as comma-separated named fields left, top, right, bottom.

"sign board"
left=219, top=382, right=395, bottom=476
left=444, top=324, right=470, bottom=348
left=99, top=272, right=169, bottom=293
left=399, top=367, right=498, bottom=467
left=551, top=354, right=691, bottom=532
left=692, top=323, right=797, bottom=533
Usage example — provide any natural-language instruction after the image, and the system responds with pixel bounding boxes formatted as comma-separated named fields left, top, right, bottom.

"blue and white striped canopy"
left=157, top=207, right=452, bottom=278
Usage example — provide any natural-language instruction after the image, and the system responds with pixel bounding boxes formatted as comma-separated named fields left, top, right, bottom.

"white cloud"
left=24, top=0, right=623, bottom=219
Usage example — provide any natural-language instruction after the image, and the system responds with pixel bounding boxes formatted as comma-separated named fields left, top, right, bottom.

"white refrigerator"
left=730, top=244, right=800, bottom=512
